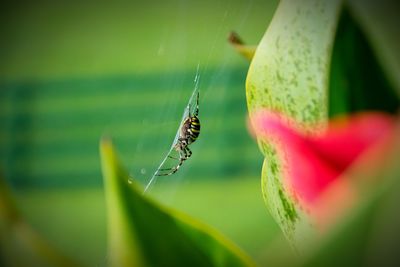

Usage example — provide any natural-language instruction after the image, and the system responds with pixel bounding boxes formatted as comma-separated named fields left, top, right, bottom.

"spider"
left=156, top=91, right=200, bottom=176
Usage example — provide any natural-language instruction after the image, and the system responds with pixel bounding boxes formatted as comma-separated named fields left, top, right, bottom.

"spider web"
left=135, top=1, right=255, bottom=195
left=143, top=64, right=201, bottom=193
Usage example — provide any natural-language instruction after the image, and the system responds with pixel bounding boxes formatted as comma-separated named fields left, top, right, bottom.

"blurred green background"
left=0, top=0, right=283, bottom=266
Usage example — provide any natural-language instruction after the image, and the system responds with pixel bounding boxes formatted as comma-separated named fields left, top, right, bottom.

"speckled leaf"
left=246, top=0, right=343, bottom=250
left=99, top=137, right=256, bottom=267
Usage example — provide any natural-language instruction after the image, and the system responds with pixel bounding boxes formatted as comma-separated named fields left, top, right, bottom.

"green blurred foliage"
left=1, top=0, right=400, bottom=266
left=328, top=7, right=399, bottom=117
left=0, top=176, right=84, bottom=267
left=0, top=0, right=281, bottom=266
left=0, top=0, right=278, bottom=188
left=100, top=138, right=256, bottom=267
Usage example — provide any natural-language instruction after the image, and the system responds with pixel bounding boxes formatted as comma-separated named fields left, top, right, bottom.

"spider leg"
left=156, top=143, right=187, bottom=176
left=168, top=155, right=179, bottom=160
left=155, top=156, right=186, bottom=176
left=159, top=152, right=181, bottom=170
left=185, top=147, right=192, bottom=158
left=194, top=91, right=199, bottom=116
left=181, top=146, right=189, bottom=159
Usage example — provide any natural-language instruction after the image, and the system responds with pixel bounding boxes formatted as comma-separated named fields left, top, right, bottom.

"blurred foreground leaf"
left=99, top=137, right=256, bottom=267
left=0, top=176, right=83, bottom=267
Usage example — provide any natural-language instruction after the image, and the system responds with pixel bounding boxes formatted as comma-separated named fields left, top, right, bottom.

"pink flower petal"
left=251, top=111, right=396, bottom=209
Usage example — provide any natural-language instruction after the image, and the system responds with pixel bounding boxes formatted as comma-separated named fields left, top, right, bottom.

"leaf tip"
left=228, top=31, right=256, bottom=61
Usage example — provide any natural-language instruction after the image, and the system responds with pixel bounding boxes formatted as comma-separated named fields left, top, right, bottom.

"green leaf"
left=347, top=0, right=400, bottom=95
left=246, top=0, right=343, bottom=250
left=328, top=7, right=400, bottom=117
left=99, top=137, right=256, bottom=267
left=0, top=176, right=83, bottom=267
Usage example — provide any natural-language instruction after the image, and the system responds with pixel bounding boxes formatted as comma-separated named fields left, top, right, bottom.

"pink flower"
left=251, top=111, right=398, bottom=229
